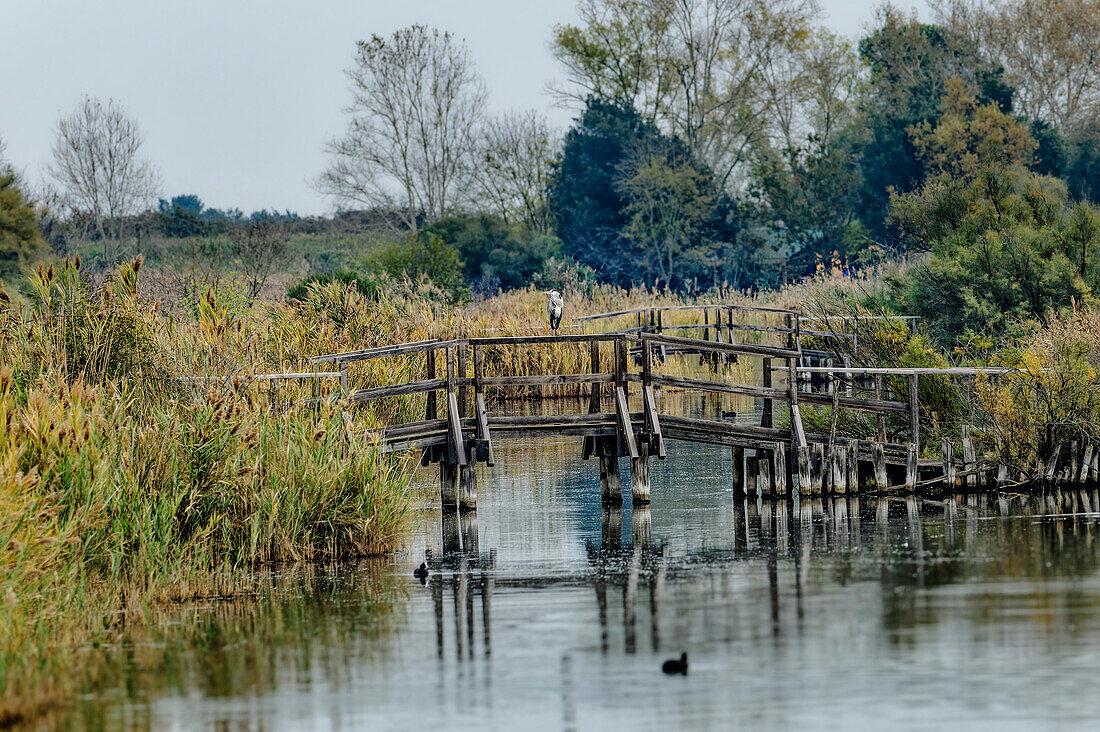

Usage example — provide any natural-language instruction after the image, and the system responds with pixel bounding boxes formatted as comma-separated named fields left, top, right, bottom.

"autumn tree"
left=909, top=76, right=1038, bottom=179
left=932, top=0, right=1100, bottom=134
left=551, top=0, right=821, bottom=190
left=47, top=96, right=160, bottom=257
left=321, top=26, right=486, bottom=232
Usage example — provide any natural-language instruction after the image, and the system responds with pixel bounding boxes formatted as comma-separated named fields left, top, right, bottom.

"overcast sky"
left=0, top=0, right=930, bottom=216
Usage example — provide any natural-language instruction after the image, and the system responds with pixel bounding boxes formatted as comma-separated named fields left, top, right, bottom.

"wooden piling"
left=962, top=426, right=976, bottom=489
left=872, top=442, right=888, bottom=490
left=440, top=461, right=459, bottom=510
left=833, top=445, right=847, bottom=495
left=873, top=374, right=887, bottom=443
left=631, top=440, right=651, bottom=504
left=942, top=438, right=956, bottom=488
left=905, top=444, right=918, bottom=492
left=761, top=357, right=773, bottom=429
left=811, top=443, right=825, bottom=495
left=771, top=443, right=787, bottom=496
left=847, top=441, right=860, bottom=493
left=600, top=451, right=621, bottom=505
left=731, top=446, right=745, bottom=494
left=758, top=452, right=773, bottom=496
left=460, top=451, right=478, bottom=512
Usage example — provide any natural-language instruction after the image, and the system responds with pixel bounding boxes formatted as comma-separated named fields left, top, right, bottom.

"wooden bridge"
left=296, top=303, right=1036, bottom=510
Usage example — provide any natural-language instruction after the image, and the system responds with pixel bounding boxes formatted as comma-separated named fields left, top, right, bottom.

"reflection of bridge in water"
left=421, top=489, right=1100, bottom=661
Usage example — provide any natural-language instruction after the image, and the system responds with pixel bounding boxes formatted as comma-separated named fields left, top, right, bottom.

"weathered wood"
left=478, top=373, right=616, bottom=387
left=640, top=332, right=800, bottom=360
left=631, top=440, right=651, bottom=504
left=797, top=446, right=812, bottom=495
left=810, top=443, right=824, bottom=495
left=614, top=386, right=639, bottom=459
left=872, top=443, right=888, bottom=490
left=873, top=374, right=887, bottom=443
left=905, top=444, right=918, bottom=492
left=758, top=453, right=773, bottom=496
left=908, top=373, right=920, bottom=452
left=942, top=438, right=956, bottom=487
left=1080, top=444, right=1093, bottom=485
left=643, top=385, right=666, bottom=458
left=353, top=378, right=447, bottom=402
left=788, top=357, right=808, bottom=451
left=771, top=443, right=787, bottom=496
left=474, top=393, right=494, bottom=466
left=460, top=452, right=478, bottom=511
left=440, top=461, right=459, bottom=510
left=312, top=338, right=447, bottom=364
left=761, top=357, right=773, bottom=429
left=962, top=426, right=976, bottom=489
left=650, top=374, right=787, bottom=401
left=833, top=445, right=847, bottom=495
left=731, top=446, right=745, bottom=494
left=425, top=349, right=437, bottom=420
left=457, top=343, right=467, bottom=418
left=600, top=454, right=622, bottom=504
left=847, top=440, right=860, bottom=493
left=446, top=391, right=467, bottom=467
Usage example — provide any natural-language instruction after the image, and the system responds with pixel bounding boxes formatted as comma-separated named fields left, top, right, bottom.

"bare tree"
left=231, top=219, right=290, bottom=299
left=320, top=25, right=487, bottom=232
left=473, top=110, right=560, bottom=232
left=932, top=0, right=1100, bottom=133
left=47, top=96, right=160, bottom=258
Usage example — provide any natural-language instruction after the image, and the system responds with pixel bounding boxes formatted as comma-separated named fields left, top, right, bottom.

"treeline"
left=4, top=0, right=1100, bottom=304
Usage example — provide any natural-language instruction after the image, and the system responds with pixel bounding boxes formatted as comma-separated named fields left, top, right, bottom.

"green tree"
left=890, top=166, right=1100, bottom=345
left=0, top=162, right=44, bottom=277
left=371, top=232, right=467, bottom=300
left=425, top=215, right=561, bottom=294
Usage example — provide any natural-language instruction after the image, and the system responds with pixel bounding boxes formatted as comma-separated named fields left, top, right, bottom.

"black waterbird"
left=413, top=562, right=429, bottom=582
left=662, top=652, right=688, bottom=675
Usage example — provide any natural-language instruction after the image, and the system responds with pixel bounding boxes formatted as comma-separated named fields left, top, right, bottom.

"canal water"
left=80, top=436, right=1100, bottom=730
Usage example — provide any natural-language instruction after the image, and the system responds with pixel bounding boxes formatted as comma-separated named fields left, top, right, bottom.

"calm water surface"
left=85, top=433, right=1100, bottom=730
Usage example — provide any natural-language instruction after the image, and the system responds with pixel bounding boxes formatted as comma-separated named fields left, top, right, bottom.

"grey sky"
left=0, top=0, right=929, bottom=216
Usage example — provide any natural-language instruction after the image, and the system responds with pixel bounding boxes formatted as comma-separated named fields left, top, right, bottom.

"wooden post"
left=600, top=449, right=621, bottom=505
left=872, top=442, right=888, bottom=490
left=656, top=310, right=666, bottom=362
left=339, top=362, right=348, bottom=395
left=731, top=446, right=745, bottom=495
left=962, top=426, right=976, bottom=489
left=942, top=438, right=956, bottom=488
left=631, top=440, right=651, bottom=504
left=440, top=461, right=459, bottom=510
left=847, top=440, right=860, bottom=493
left=797, top=446, right=812, bottom=497
left=811, top=443, right=825, bottom=495
left=460, top=448, right=478, bottom=511
left=702, top=308, right=710, bottom=366
left=761, top=357, right=773, bottom=429
left=758, top=452, right=773, bottom=496
left=908, top=373, right=920, bottom=455
left=873, top=374, right=887, bottom=443
left=905, top=444, right=918, bottom=492
left=457, top=343, right=467, bottom=417
left=426, top=349, right=438, bottom=420
left=771, top=443, right=787, bottom=496
left=833, top=445, right=847, bottom=495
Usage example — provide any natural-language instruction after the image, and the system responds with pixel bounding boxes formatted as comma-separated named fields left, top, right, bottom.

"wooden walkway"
left=298, top=302, right=1031, bottom=510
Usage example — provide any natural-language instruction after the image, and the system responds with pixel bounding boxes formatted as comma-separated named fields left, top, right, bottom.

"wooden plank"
left=641, top=332, right=800, bottom=359
left=253, top=372, right=341, bottom=381
left=908, top=373, right=920, bottom=451
left=312, top=338, right=451, bottom=364
left=614, top=386, right=639, bottom=459
left=643, top=385, right=666, bottom=458
left=572, top=303, right=798, bottom=322
left=352, top=378, right=445, bottom=401
left=761, top=357, right=773, bottom=429
left=796, top=391, right=908, bottom=413
left=488, top=413, right=618, bottom=428
left=873, top=374, right=887, bottom=442
left=475, top=393, right=494, bottom=467
left=795, top=366, right=1012, bottom=375
left=447, top=391, right=467, bottom=467
left=478, top=373, right=615, bottom=387
left=470, top=334, right=620, bottom=345
left=650, top=374, right=787, bottom=401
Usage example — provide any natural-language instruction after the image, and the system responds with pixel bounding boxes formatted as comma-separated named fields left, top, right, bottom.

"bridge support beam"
left=440, top=461, right=459, bottom=510
left=460, top=461, right=478, bottom=511
left=600, top=454, right=622, bottom=505
left=631, top=441, right=651, bottom=504
left=731, top=446, right=744, bottom=494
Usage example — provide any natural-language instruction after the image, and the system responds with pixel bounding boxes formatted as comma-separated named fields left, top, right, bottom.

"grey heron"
left=544, top=289, right=564, bottom=330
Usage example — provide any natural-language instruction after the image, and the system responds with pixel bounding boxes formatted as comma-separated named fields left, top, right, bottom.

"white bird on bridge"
left=544, top=289, right=564, bottom=330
